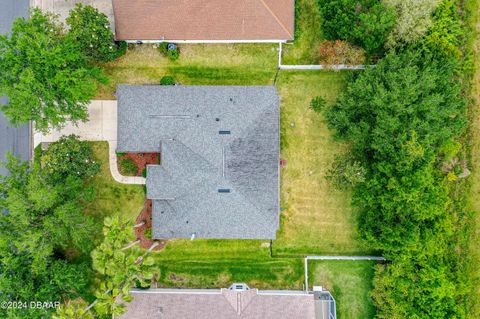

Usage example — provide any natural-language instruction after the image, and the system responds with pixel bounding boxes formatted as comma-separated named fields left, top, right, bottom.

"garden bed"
left=117, top=152, right=160, bottom=176
left=134, top=199, right=166, bottom=251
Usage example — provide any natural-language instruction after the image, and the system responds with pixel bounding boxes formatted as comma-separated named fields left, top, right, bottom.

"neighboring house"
left=118, top=284, right=336, bottom=319
left=112, top=0, right=295, bottom=43
left=116, top=85, right=280, bottom=239
left=0, top=0, right=32, bottom=176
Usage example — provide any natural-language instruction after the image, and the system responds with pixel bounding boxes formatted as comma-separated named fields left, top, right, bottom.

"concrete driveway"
left=30, top=0, right=115, bottom=29
left=34, top=100, right=117, bottom=145
left=34, top=100, right=145, bottom=185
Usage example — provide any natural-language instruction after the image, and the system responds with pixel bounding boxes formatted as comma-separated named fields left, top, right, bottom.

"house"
left=0, top=0, right=32, bottom=177
left=116, top=85, right=280, bottom=239
left=118, top=284, right=336, bottom=319
left=112, top=0, right=295, bottom=43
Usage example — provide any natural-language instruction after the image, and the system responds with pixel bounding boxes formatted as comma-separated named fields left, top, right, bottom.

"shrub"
left=160, top=76, right=176, bottom=85
left=41, top=135, right=100, bottom=181
left=119, top=158, right=138, bottom=176
left=326, top=154, right=367, bottom=189
left=383, top=0, right=441, bottom=48
left=354, top=3, right=396, bottom=54
left=67, top=4, right=127, bottom=62
left=158, top=42, right=169, bottom=55
left=421, top=0, right=462, bottom=61
left=439, top=139, right=462, bottom=161
left=318, top=0, right=395, bottom=54
left=158, top=42, right=180, bottom=61
left=316, top=40, right=365, bottom=65
left=167, top=49, right=179, bottom=61
left=318, top=0, right=357, bottom=41
left=310, top=96, right=327, bottom=113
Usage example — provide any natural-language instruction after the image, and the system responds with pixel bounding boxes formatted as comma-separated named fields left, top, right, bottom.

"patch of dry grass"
left=467, top=1, right=480, bottom=316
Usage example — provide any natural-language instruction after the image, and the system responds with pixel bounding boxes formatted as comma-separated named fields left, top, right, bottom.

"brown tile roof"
left=118, top=288, right=322, bottom=319
left=112, top=0, right=295, bottom=41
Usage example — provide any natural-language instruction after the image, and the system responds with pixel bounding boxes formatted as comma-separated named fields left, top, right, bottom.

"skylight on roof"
left=218, top=189, right=231, bottom=193
left=219, top=130, right=231, bottom=135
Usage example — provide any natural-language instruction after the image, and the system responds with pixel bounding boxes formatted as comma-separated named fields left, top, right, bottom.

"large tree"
left=383, top=0, right=441, bottom=48
left=324, top=49, right=467, bottom=318
left=66, top=4, right=127, bottom=63
left=0, top=138, right=100, bottom=318
left=318, top=0, right=395, bottom=54
left=0, top=9, right=102, bottom=132
left=54, top=217, right=157, bottom=319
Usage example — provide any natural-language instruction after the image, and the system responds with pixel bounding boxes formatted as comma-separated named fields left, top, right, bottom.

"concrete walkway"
left=34, top=100, right=145, bottom=185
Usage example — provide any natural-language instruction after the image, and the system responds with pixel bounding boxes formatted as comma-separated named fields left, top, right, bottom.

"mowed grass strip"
left=308, top=260, right=376, bottom=319
left=275, top=71, right=373, bottom=256
left=281, top=0, right=324, bottom=65
left=84, top=142, right=145, bottom=224
left=153, top=240, right=304, bottom=289
left=97, top=44, right=278, bottom=99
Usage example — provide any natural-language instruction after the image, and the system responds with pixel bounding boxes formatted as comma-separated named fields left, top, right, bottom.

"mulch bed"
left=134, top=199, right=167, bottom=251
left=118, top=153, right=160, bottom=176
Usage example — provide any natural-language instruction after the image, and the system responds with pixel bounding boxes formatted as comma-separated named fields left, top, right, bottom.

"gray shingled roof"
left=117, top=85, right=280, bottom=239
left=0, top=0, right=31, bottom=176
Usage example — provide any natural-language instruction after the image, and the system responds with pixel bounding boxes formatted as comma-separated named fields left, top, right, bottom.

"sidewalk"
left=34, top=100, right=145, bottom=185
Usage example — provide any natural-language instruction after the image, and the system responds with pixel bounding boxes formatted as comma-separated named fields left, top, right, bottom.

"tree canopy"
left=55, top=217, right=156, bottom=319
left=66, top=4, right=126, bottom=63
left=324, top=46, right=468, bottom=317
left=317, top=0, right=396, bottom=54
left=0, top=9, right=102, bottom=132
left=383, top=0, right=441, bottom=48
left=0, top=138, right=100, bottom=318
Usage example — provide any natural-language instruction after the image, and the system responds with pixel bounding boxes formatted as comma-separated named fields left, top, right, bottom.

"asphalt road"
left=0, top=0, right=31, bottom=176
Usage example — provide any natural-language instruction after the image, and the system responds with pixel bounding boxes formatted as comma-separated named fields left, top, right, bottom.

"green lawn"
left=83, top=142, right=145, bottom=224
left=308, top=260, right=377, bottom=319
left=152, top=240, right=303, bottom=289
left=281, top=0, right=324, bottom=64
left=97, top=44, right=278, bottom=99
left=274, top=71, right=373, bottom=256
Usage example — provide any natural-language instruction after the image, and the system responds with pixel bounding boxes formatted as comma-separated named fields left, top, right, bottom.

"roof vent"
left=219, top=130, right=231, bottom=135
left=215, top=118, right=220, bottom=122
left=229, top=283, right=249, bottom=291
left=218, top=189, right=231, bottom=193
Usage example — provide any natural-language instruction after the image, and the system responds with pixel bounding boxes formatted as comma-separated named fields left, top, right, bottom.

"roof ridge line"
left=223, top=105, right=278, bottom=218
left=258, top=0, right=293, bottom=39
